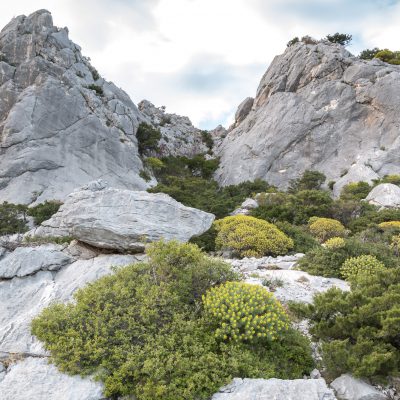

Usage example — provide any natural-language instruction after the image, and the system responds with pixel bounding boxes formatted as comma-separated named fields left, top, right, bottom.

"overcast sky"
left=0, top=1, right=399, bottom=129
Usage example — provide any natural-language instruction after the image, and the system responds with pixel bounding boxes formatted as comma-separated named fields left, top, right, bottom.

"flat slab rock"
left=0, top=357, right=105, bottom=400
left=365, top=183, right=400, bottom=209
left=245, top=269, right=349, bottom=304
left=30, top=180, right=215, bottom=251
left=212, top=378, right=337, bottom=400
left=0, top=244, right=72, bottom=278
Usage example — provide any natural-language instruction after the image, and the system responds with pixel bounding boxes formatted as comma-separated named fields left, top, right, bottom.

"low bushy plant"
left=215, top=215, right=294, bottom=258
left=379, top=221, right=400, bottom=230
left=288, top=170, right=326, bottom=193
left=326, top=33, right=352, bottom=46
left=339, top=182, right=371, bottom=201
left=340, top=255, right=385, bottom=281
left=302, top=267, right=400, bottom=380
left=136, top=122, right=162, bottom=155
left=324, top=236, right=345, bottom=250
left=32, top=240, right=313, bottom=399
left=27, top=200, right=62, bottom=225
left=391, top=235, right=400, bottom=256
left=275, top=221, right=319, bottom=253
left=203, top=282, right=289, bottom=343
left=308, top=217, right=346, bottom=242
left=0, top=202, right=28, bottom=235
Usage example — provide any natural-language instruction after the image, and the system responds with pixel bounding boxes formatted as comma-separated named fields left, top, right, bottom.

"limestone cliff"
left=215, top=40, right=400, bottom=195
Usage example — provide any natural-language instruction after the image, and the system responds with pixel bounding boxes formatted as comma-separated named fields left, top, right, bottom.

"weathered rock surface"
left=365, top=183, right=400, bottom=208
left=212, top=378, right=337, bottom=400
left=331, top=374, right=388, bottom=400
left=0, top=250, right=140, bottom=355
left=0, top=357, right=105, bottom=400
left=0, top=10, right=149, bottom=204
left=30, top=181, right=215, bottom=251
left=138, top=99, right=210, bottom=157
left=0, top=244, right=71, bottom=278
left=230, top=197, right=259, bottom=215
left=233, top=97, right=254, bottom=128
left=216, top=40, right=400, bottom=189
left=227, top=254, right=305, bottom=271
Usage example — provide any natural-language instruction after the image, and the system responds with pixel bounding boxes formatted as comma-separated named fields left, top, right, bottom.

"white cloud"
left=0, top=0, right=399, bottom=128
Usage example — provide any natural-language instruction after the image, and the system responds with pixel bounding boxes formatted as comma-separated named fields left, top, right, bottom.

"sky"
left=0, top=1, right=399, bottom=129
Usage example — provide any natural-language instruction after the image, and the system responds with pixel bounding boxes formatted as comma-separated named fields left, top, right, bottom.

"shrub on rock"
left=27, top=200, right=62, bottom=225
left=308, top=217, right=346, bottom=242
left=214, top=215, right=294, bottom=258
left=203, top=282, right=289, bottom=343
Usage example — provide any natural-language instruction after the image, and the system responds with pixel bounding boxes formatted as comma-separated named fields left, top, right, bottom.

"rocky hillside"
left=215, top=40, right=400, bottom=195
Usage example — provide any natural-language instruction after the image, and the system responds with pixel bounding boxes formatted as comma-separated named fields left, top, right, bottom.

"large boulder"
left=330, top=374, right=387, bottom=400
left=365, top=183, right=400, bottom=208
left=212, top=378, right=337, bottom=400
left=30, top=181, right=215, bottom=251
left=0, top=357, right=104, bottom=400
left=0, top=10, right=149, bottom=204
left=216, top=40, right=400, bottom=189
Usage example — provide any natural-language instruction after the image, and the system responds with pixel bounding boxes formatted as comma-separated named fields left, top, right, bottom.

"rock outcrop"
left=0, top=10, right=149, bottom=204
left=138, top=99, right=211, bottom=157
left=212, top=378, right=337, bottom=400
left=30, top=180, right=215, bottom=251
left=216, top=40, right=400, bottom=190
left=365, top=183, right=400, bottom=208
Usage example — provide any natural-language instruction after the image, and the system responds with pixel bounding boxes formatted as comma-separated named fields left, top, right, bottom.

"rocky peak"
left=216, top=40, right=400, bottom=192
left=0, top=10, right=148, bottom=204
left=138, top=99, right=211, bottom=157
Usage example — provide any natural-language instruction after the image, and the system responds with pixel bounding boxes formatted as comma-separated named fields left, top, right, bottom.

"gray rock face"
left=212, top=378, right=337, bottom=400
left=331, top=374, right=387, bottom=400
left=0, top=10, right=148, bottom=204
left=365, top=183, right=400, bottom=208
left=0, top=250, right=139, bottom=355
left=216, top=41, right=400, bottom=189
left=30, top=181, right=215, bottom=251
left=138, top=99, right=210, bottom=157
left=233, top=97, right=254, bottom=128
left=0, top=357, right=104, bottom=400
left=0, top=244, right=71, bottom=278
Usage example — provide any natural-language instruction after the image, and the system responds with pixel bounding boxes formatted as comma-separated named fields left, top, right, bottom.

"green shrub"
left=27, top=200, right=62, bottom=225
left=391, top=235, right=400, bottom=256
left=297, top=238, right=397, bottom=278
left=0, top=202, right=28, bottom=235
left=136, top=122, right=162, bottom=155
left=308, top=217, right=346, bottom=242
left=324, top=237, right=345, bottom=250
left=139, top=169, right=151, bottom=182
left=305, top=267, right=400, bottom=380
left=340, top=255, right=385, bottom=281
left=189, top=225, right=217, bottom=252
left=203, top=282, right=289, bottom=342
left=201, top=130, right=214, bottom=151
left=374, top=174, right=400, bottom=186
left=359, top=48, right=381, bottom=60
left=275, top=221, right=319, bottom=253
left=86, top=84, right=103, bottom=96
left=32, top=240, right=313, bottom=399
left=287, top=37, right=299, bottom=47
left=145, top=157, right=165, bottom=171
left=326, top=33, right=352, bottom=46
left=347, top=208, right=400, bottom=233
left=288, top=170, right=326, bottom=193
left=378, top=221, right=400, bottom=230
left=339, top=182, right=371, bottom=201
left=214, top=215, right=294, bottom=258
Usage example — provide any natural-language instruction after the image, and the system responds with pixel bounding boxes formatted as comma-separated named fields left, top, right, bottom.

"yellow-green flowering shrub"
left=324, top=237, right=346, bottom=250
left=203, top=282, right=290, bottom=343
left=308, top=217, right=346, bottom=242
left=340, top=255, right=385, bottom=281
left=390, top=234, right=400, bottom=255
left=378, top=221, right=400, bottom=230
left=214, top=215, right=294, bottom=258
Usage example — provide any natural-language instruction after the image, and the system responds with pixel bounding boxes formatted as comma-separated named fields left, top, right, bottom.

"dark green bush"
left=303, top=267, right=400, bottom=381
left=86, top=84, right=103, bottom=96
left=27, top=200, right=62, bottom=225
left=359, top=48, right=381, bottom=60
left=287, top=37, right=299, bottom=47
left=339, top=182, right=371, bottom=201
left=274, top=221, right=319, bottom=253
left=32, top=241, right=313, bottom=399
left=326, top=33, right=352, bottom=46
left=201, top=130, right=214, bottom=151
left=136, top=123, right=162, bottom=155
left=189, top=225, right=217, bottom=252
left=297, top=238, right=397, bottom=278
left=288, top=170, right=326, bottom=193
left=347, top=208, right=400, bottom=233
left=0, top=202, right=28, bottom=235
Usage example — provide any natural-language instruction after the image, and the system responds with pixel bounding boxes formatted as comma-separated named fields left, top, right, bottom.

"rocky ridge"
left=215, top=40, right=400, bottom=194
